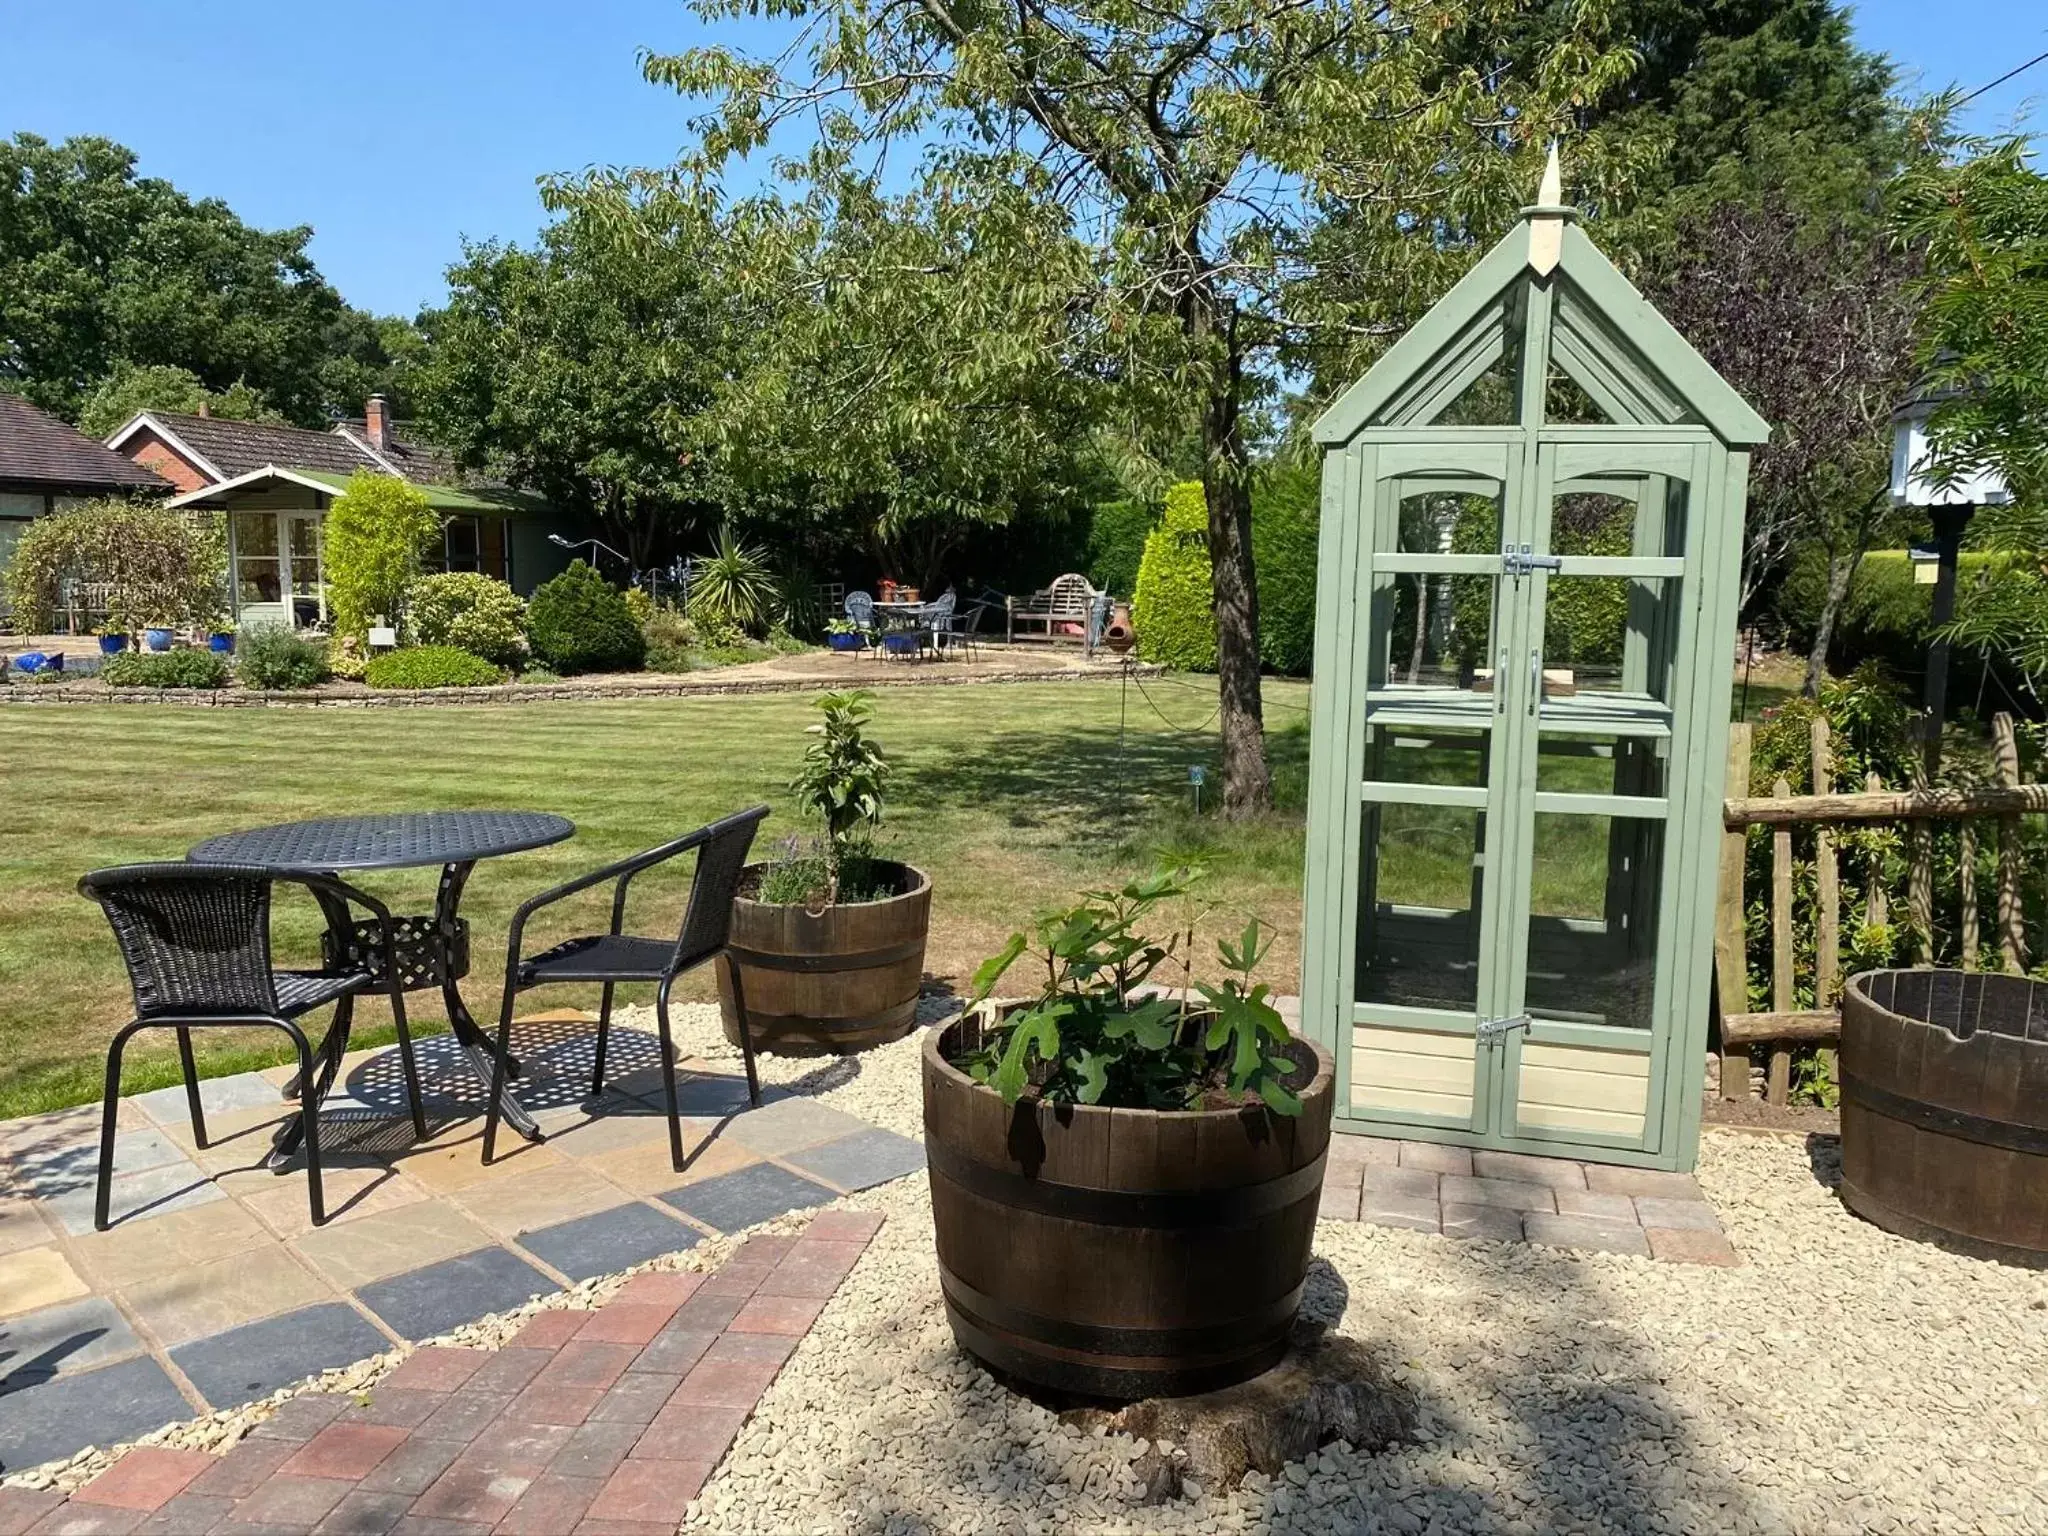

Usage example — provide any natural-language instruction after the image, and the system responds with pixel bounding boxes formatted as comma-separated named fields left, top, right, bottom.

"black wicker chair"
left=486, top=805, right=771, bottom=1168
left=78, top=863, right=429, bottom=1230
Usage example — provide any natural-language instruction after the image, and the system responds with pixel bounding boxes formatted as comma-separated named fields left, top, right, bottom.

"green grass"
left=0, top=680, right=1313, bottom=1117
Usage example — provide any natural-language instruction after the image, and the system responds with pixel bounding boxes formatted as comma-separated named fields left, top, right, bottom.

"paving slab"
left=0, top=1297, right=144, bottom=1387
left=781, top=1129, right=926, bottom=1192
left=0, top=1248, right=91, bottom=1319
left=0, top=1356, right=190, bottom=1473
left=119, top=1247, right=333, bottom=1348
left=515, top=1205, right=699, bottom=1284
left=169, top=1304, right=391, bottom=1410
left=719, top=1099, right=869, bottom=1158
left=357, top=1249, right=557, bottom=1341
left=657, top=1164, right=834, bottom=1234
left=131, top=1074, right=284, bottom=1126
left=43, top=1161, right=221, bottom=1238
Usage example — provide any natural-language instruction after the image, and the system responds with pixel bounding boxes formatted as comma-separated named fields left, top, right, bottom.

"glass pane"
left=1534, top=734, right=1667, bottom=797
left=1356, top=804, right=1485, bottom=1010
left=237, top=560, right=282, bottom=604
left=234, top=513, right=278, bottom=558
left=1542, top=574, right=1678, bottom=699
left=1375, top=570, right=1503, bottom=689
left=445, top=517, right=480, bottom=572
left=288, top=518, right=319, bottom=558
left=1365, top=726, right=1489, bottom=788
left=1523, top=811, right=1663, bottom=1030
left=1390, top=488, right=1498, bottom=554
left=290, top=560, right=321, bottom=597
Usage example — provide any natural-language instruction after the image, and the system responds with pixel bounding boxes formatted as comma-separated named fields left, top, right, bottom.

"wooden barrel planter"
left=922, top=1018, right=1334, bottom=1400
left=718, top=861, right=930, bottom=1054
left=1839, top=968, right=2048, bottom=1266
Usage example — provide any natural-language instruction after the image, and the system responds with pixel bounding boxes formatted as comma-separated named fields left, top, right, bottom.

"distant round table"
left=189, top=811, right=575, bottom=1156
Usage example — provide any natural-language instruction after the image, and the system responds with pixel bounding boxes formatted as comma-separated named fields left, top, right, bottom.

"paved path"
left=0, top=1018, right=924, bottom=1476
left=0, top=1210, right=883, bottom=1535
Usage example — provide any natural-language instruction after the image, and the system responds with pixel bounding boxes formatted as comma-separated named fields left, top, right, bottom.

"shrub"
left=406, top=572, right=528, bottom=668
left=689, top=525, right=780, bottom=637
left=327, top=636, right=368, bottom=681
left=325, top=471, right=441, bottom=643
left=364, top=646, right=503, bottom=690
left=1252, top=463, right=1319, bottom=676
left=789, top=690, right=890, bottom=902
left=1086, top=497, right=1158, bottom=599
left=623, top=586, right=654, bottom=626
left=642, top=605, right=698, bottom=673
left=5, top=499, right=226, bottom=635
left=237, top=625, right=330, bottom=690
left=101, top=649, right=231, bottom=689
left=1133, top=482, right=1218, bottom=671
left=527, top=560, right=646, bottom=674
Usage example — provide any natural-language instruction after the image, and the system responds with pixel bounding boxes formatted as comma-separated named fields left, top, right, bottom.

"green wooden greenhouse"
left=1301, top=155, right=1770, bottom=1172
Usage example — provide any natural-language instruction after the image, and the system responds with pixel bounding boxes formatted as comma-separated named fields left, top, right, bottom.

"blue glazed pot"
left=882, top=632, right=921, bottom=656
left=828, top=632, right=866, bottom=652
left=208, top=632, right=236, bottom=654
left=98, top=634, right=127, bottom=655
left=143, top=628, right=173, bottom=653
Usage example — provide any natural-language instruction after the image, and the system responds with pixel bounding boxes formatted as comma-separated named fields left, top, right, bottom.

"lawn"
left=0, top=676, right=1312, bottom=1115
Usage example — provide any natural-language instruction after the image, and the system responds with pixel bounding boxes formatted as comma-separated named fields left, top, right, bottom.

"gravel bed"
left=662, top=1003, right=2048, bottom=1535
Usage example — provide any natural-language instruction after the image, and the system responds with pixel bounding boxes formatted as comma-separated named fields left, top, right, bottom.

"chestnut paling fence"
left=1713, top=712, right=2047, bottom=1104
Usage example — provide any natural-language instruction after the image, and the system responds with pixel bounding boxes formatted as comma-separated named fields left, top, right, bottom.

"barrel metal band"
left=727, top=937, right=924, bottom=975
left=940, top=1269, right=1304, bottom=1358
left=1841, top=1072, right=2048, bottom=1155
left=925, top=1138, right=1326, bottom=1228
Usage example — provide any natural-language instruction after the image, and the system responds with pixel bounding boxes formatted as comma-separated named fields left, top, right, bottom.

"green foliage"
left=788, top=690, right=890, bottom=900
left=235, top=625, right=330, bottom=690
left=4, top=499, right=225, bottom=634
left=75, top=363, right=282, bottom=440
left=688, top=525, right=779, bottom=637
left=326, top=637, right=368, bottom=682
left=641, top=604, right=698, bottom=672
left=1085, top=499, right=1157, bottom=600
left=324, top=472, right=440, bottom=644
left=1544, top=498, right=1633, bottom=667
left=100, top=648, right=230, bottom=689
left=405, top=572, right=529, bottom=669
left=524, top=560, right=646, bottom=674
left=755, top=836, right=894, bottom=906
left=1133, top=483, right=1217, bottom=672
left=363, top=646, right=503, bottom=690
left=1252, top=463, right=1319, bottom=677
left=517, top=664, right=563, bottom=684
left=0, top=133, right=408, bottom=425
left=951, top=867, right=1302, bottom=1115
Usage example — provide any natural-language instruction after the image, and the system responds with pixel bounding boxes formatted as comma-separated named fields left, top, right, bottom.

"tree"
left=1645, top=200, right=1919, bottom=694
left=0, top=133, right=404, bottom=425
left=323, top=471, right=441, bottom=643
left=75, top=363, right=284, bottom=440
left=411, top=188, right=729, bottom=570
left=4, top=499, right=225, bottom=636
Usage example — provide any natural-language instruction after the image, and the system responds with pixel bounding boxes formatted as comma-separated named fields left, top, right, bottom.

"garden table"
left=188, top=810, right=574, bottom=1160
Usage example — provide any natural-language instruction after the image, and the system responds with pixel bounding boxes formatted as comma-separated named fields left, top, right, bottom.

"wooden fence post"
left=1769, top=775, right=1796, bottom=1105
left=1909, top=723, right=1935, bottom=966
left=1811, top=718, right=1839, bottom=1006
left=1715, top=722, right=1754, bottom=1100
left=1865, top=769, right=1889, bottom=930
left=1960, top=821, right=1980, bottom=970
left=1994, top=712, right=2029, bottom=973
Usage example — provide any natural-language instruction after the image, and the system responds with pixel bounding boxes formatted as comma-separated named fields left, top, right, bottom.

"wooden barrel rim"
left=733, top=859, right=931, bottom=917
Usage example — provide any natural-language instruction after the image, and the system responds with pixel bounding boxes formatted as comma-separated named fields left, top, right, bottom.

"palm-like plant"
left=688, top=525, right=780, bottom=636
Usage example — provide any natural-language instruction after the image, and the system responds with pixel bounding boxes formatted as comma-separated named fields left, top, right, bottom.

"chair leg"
left=482, top=990, right=518, bottom=1165
left=725, top=953, right=762, bottom=1109
left=654, top=979, right=686, bottom=1173
left=96, top=1021, right=141, bottom=1232
left=589, top=982, right=616, bottom=1097
left=388, top=984, right=428, bottom=1141
left=176, top=1027, right=207, bottom=1149
left=281, top=1022, right=325, bottom=1227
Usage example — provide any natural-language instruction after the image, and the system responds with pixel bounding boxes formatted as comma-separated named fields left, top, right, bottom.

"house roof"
left=125, top=411, right=380, bottom=479
left=167, top=465, right=547, bottom=516
left=0, top=393, right=170, bottom=493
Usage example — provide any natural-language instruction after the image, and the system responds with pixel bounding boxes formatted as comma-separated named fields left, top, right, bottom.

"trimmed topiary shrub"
left=237, top=625, right=330, bottom=690
left=526, top=560, right=647, bottom=674
left=364, top=646, right=503, bottom=690
left=1253, top=463, right=1319, bottom=676
left=1133, top=482, right=1217, bottom=671
left=102, top=649, right=231, bottom=689
left=406, top=572, right=529, bottom=668
left=1086, top=498, right=1158, bottom=599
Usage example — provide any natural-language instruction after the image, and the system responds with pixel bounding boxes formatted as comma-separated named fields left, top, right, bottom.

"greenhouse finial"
left=1525, top=142, right=1574, bottom=276
left=1538, top=143, right=1562, bottom=209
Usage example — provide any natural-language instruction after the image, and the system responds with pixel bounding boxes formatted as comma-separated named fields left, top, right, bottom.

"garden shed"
left=1300, top=155, right=1770, bottom=1172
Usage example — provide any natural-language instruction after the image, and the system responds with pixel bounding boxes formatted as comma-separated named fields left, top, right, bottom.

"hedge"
left=526, top=560, right=646, bottom=674
left=407, top=572, right=529, bottom=668
left=100, top=649, right=231, bottom=689
left=364, top=646, right=504, bottom=690
left=1252, top=462, right=1319, bottom=676
left=1086, top=498, right=1157, bottom=599
left=1133, top=482, right=1217, bottom=670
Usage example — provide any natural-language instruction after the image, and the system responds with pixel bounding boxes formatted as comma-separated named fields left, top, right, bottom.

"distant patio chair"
left=78, top=863, right=428, bottom=1230
left=844, top=591, right=876, bottom=634
left=487, top=804, right=771, bottom=1169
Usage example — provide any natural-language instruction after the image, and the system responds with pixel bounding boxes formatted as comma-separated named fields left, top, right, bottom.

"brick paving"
left=10, top=1211, right=883, bottom=1536
left=1317, top=1137, right=1741, bottom=1264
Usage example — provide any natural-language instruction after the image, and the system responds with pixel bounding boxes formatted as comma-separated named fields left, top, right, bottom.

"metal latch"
left=1477, top=1014, right=1532, bottom=1042
left=1501, top=544, right=1563, bottom=577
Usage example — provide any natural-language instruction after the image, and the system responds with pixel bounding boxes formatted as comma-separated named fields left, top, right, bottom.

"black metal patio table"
left=188, top=810, right=574, bottom=1159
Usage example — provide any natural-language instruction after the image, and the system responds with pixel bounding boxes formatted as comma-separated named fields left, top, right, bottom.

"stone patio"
left=0, top=1014, right=924, bottom=1476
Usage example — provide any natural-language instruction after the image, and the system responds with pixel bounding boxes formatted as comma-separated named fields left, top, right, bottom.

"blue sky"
left=4, top=0, right=2043, bottom=319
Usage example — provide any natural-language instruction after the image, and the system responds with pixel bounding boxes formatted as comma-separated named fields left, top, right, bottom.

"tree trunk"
left=1802, top=494, right=1885, bottom=698
left=1194, top=294, right=1271, bottom=818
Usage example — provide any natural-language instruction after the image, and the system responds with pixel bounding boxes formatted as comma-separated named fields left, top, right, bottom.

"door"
left=1341, top=433, right=1709, bottom=1159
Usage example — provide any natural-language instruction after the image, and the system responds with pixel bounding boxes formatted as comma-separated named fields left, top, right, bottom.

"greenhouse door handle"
left=1496, top=647, right=1508, bottom=713
left=1528, top=650, right=1541, bottom=715
left=1478, top=1014, right=1531, bottom=1043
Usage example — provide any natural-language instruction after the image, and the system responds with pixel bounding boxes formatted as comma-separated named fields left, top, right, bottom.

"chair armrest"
left=285, top=872, right=402, bottom=979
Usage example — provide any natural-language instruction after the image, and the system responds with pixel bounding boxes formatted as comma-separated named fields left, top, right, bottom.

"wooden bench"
left=1006, top=573, right=1101, bottom=648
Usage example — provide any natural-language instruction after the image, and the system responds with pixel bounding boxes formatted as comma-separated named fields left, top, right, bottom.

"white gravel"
left=655, top=1001, right=2048, bottom=1536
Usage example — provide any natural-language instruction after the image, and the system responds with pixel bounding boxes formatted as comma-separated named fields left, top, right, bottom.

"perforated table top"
left=188, top=810, right=574, bottom=872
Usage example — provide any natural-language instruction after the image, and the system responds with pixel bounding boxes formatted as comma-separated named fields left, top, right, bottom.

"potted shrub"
left=95, top=630, right=127, bottom=655
left=924, top=868, right=1333, bottom=1399
left=719, top=690, right=931, bottom=1053
left=826, top=617, right=867, bottom=652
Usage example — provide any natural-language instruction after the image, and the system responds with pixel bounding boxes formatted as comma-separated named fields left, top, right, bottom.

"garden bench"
left=1006, top=573, right=1102, bottom=649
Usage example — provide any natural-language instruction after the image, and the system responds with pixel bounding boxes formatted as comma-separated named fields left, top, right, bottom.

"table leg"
left=437, top=861, right=542, bottom=1143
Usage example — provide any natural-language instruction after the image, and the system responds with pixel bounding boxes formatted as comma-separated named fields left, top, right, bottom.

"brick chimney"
left=364, top=393, right=390, bottom=452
